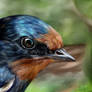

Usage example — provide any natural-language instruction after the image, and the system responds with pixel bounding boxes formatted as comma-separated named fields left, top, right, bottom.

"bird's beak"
left=49, top=49, right=75, bottom=61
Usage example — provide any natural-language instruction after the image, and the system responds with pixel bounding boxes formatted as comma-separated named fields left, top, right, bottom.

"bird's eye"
left=21, top=37, right=34, bottom=49
left=0, top=78, right=15, bottom=92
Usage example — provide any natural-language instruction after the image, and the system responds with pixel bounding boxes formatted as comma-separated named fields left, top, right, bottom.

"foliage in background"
left=72, top=82, right=92, bottom=92
left=0, top=0, right=89, bottom=45
left=25, top=74, right=79, bottom=92
left=74, top=0, right=92, bottom=18
left=83, top=34, right=92, bottom=82
left=74, top=0, right=92, bottom=83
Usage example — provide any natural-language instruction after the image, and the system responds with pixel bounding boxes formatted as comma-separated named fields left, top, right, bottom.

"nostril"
left=55, top=50, right=64, bottom=55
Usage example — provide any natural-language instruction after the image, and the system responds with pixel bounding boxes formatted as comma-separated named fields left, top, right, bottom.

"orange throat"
left=10, top=58, right=54, bottom=81
left=10, top=27, right=63, bottom=81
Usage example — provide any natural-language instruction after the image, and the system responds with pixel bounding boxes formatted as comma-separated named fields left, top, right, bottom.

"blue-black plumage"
left=0, top=15, right=49, bottom=40
left=0, top=15, right=75, bottom=92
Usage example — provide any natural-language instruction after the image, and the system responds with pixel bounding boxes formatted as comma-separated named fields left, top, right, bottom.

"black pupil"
left=24, top=38, right=33, bottom=48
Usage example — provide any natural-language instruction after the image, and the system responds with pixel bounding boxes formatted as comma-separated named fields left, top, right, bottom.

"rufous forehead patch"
left=36, top=26, right=63, bottom=50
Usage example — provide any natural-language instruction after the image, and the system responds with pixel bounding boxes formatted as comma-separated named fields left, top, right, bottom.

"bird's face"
left=0, top=15, right=75, bottom=91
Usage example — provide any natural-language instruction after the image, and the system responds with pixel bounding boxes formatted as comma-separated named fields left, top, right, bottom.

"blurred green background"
left=0, top=0, right=92, bottom=92
left=0, top=0, right=89, bottom=45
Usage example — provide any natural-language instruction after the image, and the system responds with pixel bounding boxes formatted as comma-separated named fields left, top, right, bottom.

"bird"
left=0, top=15, right=75, bottom=92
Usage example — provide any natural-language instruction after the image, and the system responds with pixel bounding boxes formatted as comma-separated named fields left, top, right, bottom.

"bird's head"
left=0, top=15, right=75, bottom=84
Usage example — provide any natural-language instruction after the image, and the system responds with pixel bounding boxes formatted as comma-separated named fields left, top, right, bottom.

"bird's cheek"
left=10, top=58, right=54, bottom=81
